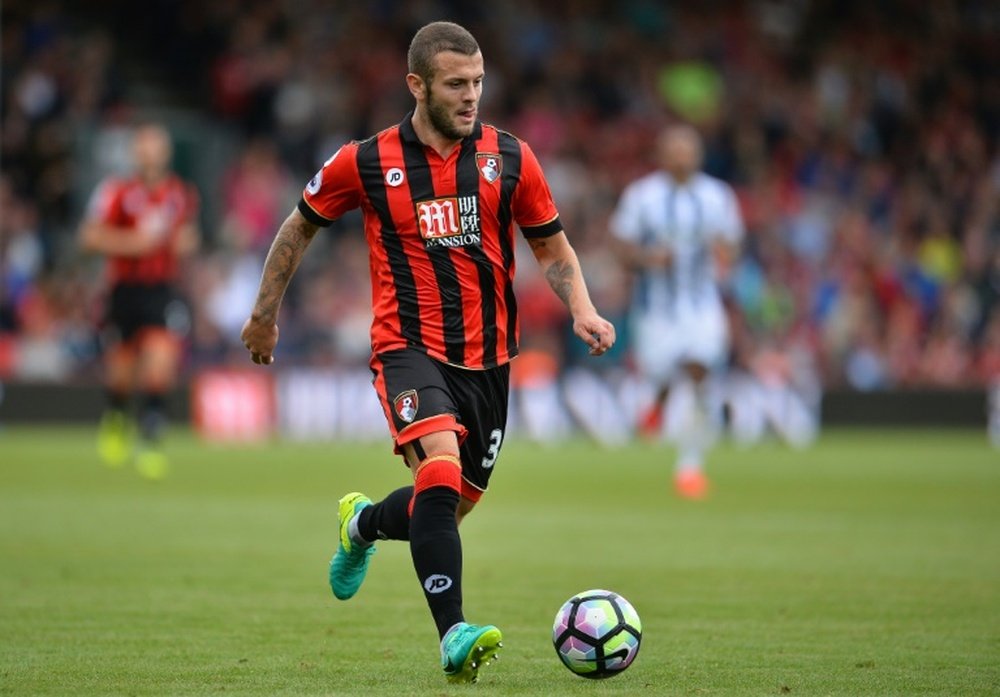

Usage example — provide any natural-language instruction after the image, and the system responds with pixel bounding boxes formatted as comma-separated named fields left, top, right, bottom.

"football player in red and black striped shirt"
left=241, top=21, right=615, bottom=682
left=80, top=123, right=199, bottom=479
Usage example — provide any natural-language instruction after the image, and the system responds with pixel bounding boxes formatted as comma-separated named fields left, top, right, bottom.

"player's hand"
left=240, top=316, right=279, bottom=365
left=572, top=311, right=616, bottom=356
left=135, top=209, right=172, bottom=251
left=644, top=248, right=673, bottom=270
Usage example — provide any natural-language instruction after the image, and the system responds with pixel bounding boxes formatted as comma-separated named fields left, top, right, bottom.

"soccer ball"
left=552, top=589, right=642, bottom=679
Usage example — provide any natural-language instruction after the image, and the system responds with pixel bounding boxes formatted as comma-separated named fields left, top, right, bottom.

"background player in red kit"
left=240, top=21, right=615, bottom=684
left=80, top=123, right=199, bottom=479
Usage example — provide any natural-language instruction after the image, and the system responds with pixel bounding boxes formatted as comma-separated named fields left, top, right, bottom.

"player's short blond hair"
left=407, top=21, right=480, bottom=84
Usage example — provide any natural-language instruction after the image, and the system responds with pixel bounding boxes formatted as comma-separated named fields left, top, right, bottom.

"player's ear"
left=406, top=73, right=426, bottom=101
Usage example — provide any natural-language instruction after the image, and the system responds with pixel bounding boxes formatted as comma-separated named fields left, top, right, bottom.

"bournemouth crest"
left=393, top=389, right=418, bottom=423
left=477, top=153, right=502, bottom=183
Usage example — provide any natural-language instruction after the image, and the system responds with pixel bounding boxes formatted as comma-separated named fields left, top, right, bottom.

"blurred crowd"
left=2, top=0, right=999, bottom=390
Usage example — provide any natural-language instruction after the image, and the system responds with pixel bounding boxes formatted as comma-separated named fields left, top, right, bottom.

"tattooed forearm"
left=528, top=231, right=596, bottom=315
left=252, top=212, right=319, bottom=322
left=544, top=260, right=575, bottom=305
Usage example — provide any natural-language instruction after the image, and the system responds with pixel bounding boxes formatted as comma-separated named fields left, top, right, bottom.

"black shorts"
left=371, top=348, right=510, bottom=501
left=106, top=282, right=179, bottom=342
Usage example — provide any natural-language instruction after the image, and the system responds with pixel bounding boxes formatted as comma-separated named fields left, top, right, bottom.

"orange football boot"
left=674, top=470, right=710, bottom=500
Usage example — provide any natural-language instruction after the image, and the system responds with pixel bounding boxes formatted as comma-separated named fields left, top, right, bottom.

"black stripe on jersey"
left=497, top=131, right=522, bottom=360
left=400, top=134, right=466, bottom=365
left=356, top=136, right=423, bottom=346
left=456, top=139, right=498, bottom=367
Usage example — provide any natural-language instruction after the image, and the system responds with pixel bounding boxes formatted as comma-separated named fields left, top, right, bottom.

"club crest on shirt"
left=393, top=389, right=418, bottom=423
left=477, top=153, right=502, bottom=183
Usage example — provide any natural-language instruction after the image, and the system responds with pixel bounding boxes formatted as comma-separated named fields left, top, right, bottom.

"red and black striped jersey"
left=298, top=114, right=562, bottom=370
left=86, top=175, right=199, bottom=286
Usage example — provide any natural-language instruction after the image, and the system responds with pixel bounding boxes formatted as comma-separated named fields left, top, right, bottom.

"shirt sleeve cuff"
left=520, top=216, right=562, bottom=238
left=297, top=198, right=335, bottom=227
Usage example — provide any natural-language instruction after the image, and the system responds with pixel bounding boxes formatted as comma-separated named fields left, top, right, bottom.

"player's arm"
left=78, top=219, right=163, bottom=257
left=172, top=223, right=200, bottom=257
left=608, top=186, right=670, bottom=271
left=526, top=231, right=616, bottom=356
left=78, top=180, right=165, bottom=257
left=612, top=236, right=672, bottom=271
left=711, top=238, right=739, bottom=282
left=240, top=208, right=319, bottom=365
left=710, top=183, right=744, bottom=282
left=172, top=186, right=202, bottom=257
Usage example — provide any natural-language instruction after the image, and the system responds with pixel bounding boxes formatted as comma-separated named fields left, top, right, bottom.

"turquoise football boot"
left=328, top=492, right=375, bottom=600
left=441, top=622, right=503, bottom=683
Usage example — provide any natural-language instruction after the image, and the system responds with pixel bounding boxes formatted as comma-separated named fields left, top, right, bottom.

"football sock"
left=676, top=448, right=703, bottom=473
left=676, top=379, right=716, bottom=473
left=356, top=486, right=413, bottom=543
left=409, top=455, right=464, bottom=639
left=139, top=392, right=167, bottom=442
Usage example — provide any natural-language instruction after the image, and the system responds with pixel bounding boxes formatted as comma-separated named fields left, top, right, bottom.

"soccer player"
left=240, top=21, right=615, bottom=683
left=79, top=123, right=199, bottom=479
left=610, top=124, right=743, bottom=499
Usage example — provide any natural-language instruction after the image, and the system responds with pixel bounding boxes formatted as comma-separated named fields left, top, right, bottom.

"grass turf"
left=0, top=427, right=998, bottom=696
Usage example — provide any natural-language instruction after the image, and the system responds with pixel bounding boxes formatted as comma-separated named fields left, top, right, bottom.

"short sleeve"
left=714, top=182, right=745, bottom=245
left=85, top=178, right=123, bottom=224
left=609, top=183, right=645, bottom=243
left=512, top=141, right=562, bottom=238
left=298, top=143, right=363, bottom=227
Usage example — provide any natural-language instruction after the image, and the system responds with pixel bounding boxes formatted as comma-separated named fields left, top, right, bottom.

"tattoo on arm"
left=529, top=236, right=576, bottom=305
left=545, top=260, right=574, bottom=305
left=253, top=213, right=319, bottom=322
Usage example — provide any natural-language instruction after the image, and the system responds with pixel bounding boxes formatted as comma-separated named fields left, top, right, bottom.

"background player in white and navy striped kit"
left=611, top=125, right=744, bottom=499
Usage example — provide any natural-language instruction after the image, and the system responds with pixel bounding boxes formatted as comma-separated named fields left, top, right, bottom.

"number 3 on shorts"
left=481, top=428, right=503, bottom=469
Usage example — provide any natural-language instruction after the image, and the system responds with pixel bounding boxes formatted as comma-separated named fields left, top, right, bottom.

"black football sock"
left=356, top=486, right=413, bottom=542
left=410, top=485, right=464, bottom=639
left=139, top=392, right=167, bottom=443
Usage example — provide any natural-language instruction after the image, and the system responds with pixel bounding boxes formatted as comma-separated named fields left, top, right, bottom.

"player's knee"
left=418, top=430, right=459, bottom=458
left=413, top=452, right=462, bottom=497
left=456, top=496, right=476, bottom=525
left=138, top=332, right=181, bottom=385
left=684, top=362, right=709, bottom=383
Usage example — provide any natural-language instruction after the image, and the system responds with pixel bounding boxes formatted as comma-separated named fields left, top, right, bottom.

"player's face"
left=132, top=126, right=173, bottom=181
left=659, top=129, right=702, bottom=180
left=424, top=51, right=484, bottom=141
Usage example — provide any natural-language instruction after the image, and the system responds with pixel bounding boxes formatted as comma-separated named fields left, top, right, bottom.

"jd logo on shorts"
left=423, top=574, right=453, bottom=593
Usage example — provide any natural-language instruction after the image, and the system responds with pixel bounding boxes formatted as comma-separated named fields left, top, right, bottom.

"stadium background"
left=2, top=4, right=999, bottom=695
left=1, top=0, right=998, bottom=438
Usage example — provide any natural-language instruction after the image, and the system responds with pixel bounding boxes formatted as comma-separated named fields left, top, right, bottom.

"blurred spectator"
left=219, top=138, right=295, bottom=253
left=0, top=0, right=996, bottom=398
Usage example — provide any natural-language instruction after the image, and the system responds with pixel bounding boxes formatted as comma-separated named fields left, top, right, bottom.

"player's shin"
left=409, top=454, right=464, bottom=639
left=139, top=392, right=167, bottom=443
left=356, top=485, right=413, bottom=542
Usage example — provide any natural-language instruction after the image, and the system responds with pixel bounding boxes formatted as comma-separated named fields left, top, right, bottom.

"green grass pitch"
left=1, top=426, right=998, bottom=696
